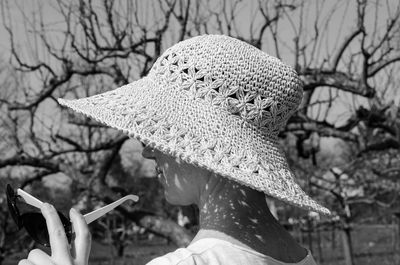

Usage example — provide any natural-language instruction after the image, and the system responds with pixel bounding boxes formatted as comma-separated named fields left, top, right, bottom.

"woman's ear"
left=141, top=145, right=155, bottom=159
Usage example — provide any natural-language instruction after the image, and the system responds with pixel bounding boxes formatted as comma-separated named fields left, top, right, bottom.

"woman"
left=18, top=35, right=330, bottom=265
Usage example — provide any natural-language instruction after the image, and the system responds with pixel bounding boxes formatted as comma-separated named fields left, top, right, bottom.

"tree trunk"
left=307, top=218, right=313, bottom=255
left=396, top=214, right=400, bottom=265
left=316, top=227, right=323, bottom=264
left=331, top=225, right=336, bottom=250
left=341, top=226, right=354, bottom=265
left=398, top=221, right=400, bottom=265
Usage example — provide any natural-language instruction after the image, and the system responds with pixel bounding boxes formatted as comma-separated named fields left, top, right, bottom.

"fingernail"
left=70, top=208, right=76, bottom=216
left=70, top=208, right=81, bottom=218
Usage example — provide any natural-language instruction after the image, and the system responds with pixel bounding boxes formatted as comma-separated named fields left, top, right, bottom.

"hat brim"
left=58, top=76, right=331, bottom=216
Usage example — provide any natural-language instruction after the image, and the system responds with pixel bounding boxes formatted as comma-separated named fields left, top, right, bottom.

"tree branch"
left=332, top=29, right=363, bottom=70
left=0, top=155, right=60, bottom=171
left=301, top=70, right=375, bottom=97
left=285, top=121, right=358, bottom=142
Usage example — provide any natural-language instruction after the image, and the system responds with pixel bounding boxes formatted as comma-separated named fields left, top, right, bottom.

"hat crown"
left=150, top=35, right=303, bottom=136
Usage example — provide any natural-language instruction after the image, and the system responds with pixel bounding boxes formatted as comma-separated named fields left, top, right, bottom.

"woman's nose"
left=142, top=145, right=156, bottom=159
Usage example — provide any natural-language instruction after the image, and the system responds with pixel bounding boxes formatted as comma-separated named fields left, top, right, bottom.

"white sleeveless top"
left=147, top=238, right=317, bottom=265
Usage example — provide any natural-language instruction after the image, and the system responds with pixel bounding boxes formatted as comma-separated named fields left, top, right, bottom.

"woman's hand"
left=18, top=203, right=92, bottom=265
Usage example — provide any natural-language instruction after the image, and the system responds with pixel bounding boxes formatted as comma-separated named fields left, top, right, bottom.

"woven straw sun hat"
left=59, top=35, right=330, bottom=215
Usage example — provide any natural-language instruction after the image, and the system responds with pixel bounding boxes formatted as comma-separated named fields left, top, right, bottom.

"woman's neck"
left=192, top=176, right=307, bottom=263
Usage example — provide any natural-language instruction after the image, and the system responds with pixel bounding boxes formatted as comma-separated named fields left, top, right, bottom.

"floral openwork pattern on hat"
left=152, top=49, right=302, bottom=137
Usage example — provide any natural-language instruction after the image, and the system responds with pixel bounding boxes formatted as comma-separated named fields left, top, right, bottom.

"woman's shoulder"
left=146, top=238, right=318, bottom=265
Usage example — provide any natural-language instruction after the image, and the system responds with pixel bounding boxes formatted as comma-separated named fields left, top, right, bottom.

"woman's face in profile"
left=142, top=145, right=207, bottom=206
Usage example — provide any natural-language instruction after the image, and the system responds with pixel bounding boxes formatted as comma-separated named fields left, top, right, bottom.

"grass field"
left=4, top=224, right=399, bottom=265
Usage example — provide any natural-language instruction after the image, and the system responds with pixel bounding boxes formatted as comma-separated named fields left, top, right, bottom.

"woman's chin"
left=165, top=196, right=180, bottom=205
left=164, top=193, right=191, bottom=206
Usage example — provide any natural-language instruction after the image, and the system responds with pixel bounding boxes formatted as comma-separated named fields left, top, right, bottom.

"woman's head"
left=142, top=145, right=271, bottom=209
left=142, top=145, right=212, bottom=206
left=142, top=145, right=272, bottom=220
